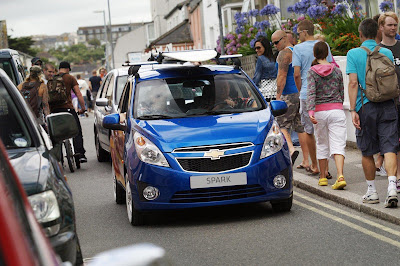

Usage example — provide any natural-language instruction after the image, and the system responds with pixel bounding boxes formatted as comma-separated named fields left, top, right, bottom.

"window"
left=0, top=80, right=32, bottom=149
left=0, top=58, right=17, bottom=85
left=99, top=75, right=112, bottom=99
left=279, top=0, right=297, bottom=20
left=115, top=75, right=128, bottom=105
left=105, top=75, right=115, bottom=105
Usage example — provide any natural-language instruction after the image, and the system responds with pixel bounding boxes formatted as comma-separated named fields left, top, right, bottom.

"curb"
left=293, top=179, right=400, bottom=226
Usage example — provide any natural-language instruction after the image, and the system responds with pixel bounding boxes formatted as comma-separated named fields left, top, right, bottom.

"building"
left=77, top=23, right=143, bottom=45
left=31, top=33, right=78, bottom=52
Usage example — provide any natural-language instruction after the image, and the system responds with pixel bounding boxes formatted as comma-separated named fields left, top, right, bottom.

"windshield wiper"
left=137, top=114, right=176, bottom=120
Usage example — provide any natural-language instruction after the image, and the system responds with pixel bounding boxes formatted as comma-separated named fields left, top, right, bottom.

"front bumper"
left=127, top=145, right=293, bottom=211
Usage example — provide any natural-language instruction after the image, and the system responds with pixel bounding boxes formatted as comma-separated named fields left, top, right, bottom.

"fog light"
left=273, top=175, right=286, bottom=189
left=143, top=186, right=160, bottom=201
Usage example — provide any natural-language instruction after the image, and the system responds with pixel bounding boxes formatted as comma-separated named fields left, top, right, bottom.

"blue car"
left=103, top=51, right=292, bottom=226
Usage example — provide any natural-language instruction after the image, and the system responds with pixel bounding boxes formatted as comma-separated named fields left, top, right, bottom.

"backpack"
left=360, top=46, right=400, bottom=102
left=47, top=73, right=68, bottom=106
left=20, top=81, right=41, bottom=117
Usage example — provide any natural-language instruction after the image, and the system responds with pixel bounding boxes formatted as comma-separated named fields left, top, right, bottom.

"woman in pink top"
left=307, top=41, right=347, bottom=190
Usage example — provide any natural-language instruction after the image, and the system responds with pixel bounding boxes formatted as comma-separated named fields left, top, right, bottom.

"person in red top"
left=50, top=61, right=87, bottom=163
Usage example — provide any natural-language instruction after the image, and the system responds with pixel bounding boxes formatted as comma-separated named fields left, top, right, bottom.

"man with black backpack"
left=347, top=18, right=399, bottom=208
left=48, top=61, right=87, bottom=163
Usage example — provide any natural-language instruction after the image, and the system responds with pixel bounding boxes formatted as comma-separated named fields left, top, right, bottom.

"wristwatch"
left=348, top=109, right=356, bottom=112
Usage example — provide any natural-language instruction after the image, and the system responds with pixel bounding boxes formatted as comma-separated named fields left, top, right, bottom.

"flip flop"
left=296, top=164, right=310, bottom=170
left=326, top=172, right=333, bottom=179
left=308, top=169, right=320, bottom=176
left=291, top=151, right=299, bottom=166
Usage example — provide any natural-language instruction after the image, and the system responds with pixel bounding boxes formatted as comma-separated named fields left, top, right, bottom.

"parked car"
left=94, top=67, right=128, bottom=162
left=103, top=50, right=293, bottom=226
left=0, top=68, right=83, bottom=264
left=0, top=139, right=62, bottom=266
left=0, top=49, right=26, bottom=86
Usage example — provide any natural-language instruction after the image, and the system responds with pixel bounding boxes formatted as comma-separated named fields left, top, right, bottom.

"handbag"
left=259, top=79, right=277, bottom=101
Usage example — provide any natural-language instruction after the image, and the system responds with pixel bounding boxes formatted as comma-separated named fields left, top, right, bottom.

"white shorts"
left=314, top=109, right=347, bottom=160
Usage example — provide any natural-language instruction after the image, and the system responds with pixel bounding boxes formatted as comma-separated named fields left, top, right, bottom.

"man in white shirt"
left=76, top=74, right=90, bottom=114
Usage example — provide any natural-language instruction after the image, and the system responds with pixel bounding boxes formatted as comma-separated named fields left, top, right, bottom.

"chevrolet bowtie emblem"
left=204, top=149, right=225, bottom=160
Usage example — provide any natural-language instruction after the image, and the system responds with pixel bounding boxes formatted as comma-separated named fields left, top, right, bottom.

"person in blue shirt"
left=347, top=18, right=398, bottom=208
left=253, top=37, right=277, bottom=100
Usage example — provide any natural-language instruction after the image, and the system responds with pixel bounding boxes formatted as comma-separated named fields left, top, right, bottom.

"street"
left=66, top=114, right=400, bottom=265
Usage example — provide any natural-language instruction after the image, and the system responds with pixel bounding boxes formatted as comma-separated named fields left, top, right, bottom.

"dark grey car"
left=0, top=49, right=26, bottom=86
left=94, top=67, right=128, bottom=161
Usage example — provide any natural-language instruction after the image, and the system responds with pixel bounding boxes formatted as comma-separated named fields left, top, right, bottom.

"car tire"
left=95, top=130, right=109, bottom=162
left=126, top=179, right=144, bottom=226
left=113, top=168, right=125, bottom=204
left=271, top=195, right=293, bottom=212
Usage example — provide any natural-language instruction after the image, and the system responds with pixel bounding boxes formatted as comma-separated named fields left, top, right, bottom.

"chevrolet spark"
left=103, top=52, right=293, bottom=225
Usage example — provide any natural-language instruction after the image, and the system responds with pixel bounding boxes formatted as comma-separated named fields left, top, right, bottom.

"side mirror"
left=46, top=113, right=78, bottom=143
left=270, top=100, right=288, bottom=117
left=96, top=98, right=108, bottom=107
left=103, top=113, right=126, bottom=131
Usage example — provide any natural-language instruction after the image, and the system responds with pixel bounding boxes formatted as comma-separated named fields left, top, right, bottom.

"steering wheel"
left=212, top=101, right=233, bottom=109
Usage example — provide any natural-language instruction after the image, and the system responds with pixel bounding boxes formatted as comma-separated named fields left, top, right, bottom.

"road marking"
left=294, top=200, right=400, bottom=248
left=295, top=192, right=400, bottom=238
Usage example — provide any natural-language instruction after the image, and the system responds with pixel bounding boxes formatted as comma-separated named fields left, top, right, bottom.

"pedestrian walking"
left=89, top=70, right=102, bottom=108
left=17, top=65, right=50, bottom=126
left=43, top=63, right=55, bottom=85
left=76, top=74, right=89, bottom=115
left=307, top=41, right=347, bottom=189
left=271, top=29, right=308, bottom=164
left=378, top=12, right=400, bottom=191
left=347, top=18, right=399, bottom=208
left=252, top=37, right=278, bottom=101
left=292, top=19, right=333, bottom=176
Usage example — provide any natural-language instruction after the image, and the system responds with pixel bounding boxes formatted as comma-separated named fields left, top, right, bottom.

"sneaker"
left=84, top=111, right=89, bottom=117
left=318, top=177, right=328, bottom=186
left=362, top=191, right=379, bottom=204
left=376, top=166, right=387, bottom=177
left=384, top=189, right=398, bottom=208
left=332, top=175, right=347, bottom=190
left=397, top=180, right=400, bottom=193
left=79, top=155, right=88, bottom=163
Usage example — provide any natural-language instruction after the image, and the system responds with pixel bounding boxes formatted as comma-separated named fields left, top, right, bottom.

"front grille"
left=170, top=184, right=266, bottom=203
left=173, top=142, right=253, bottom=152
left=177, top=152, right=252, bottom=172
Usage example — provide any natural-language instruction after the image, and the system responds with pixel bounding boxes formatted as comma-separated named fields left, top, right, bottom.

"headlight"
left=134, top=132, right=170, bottom=167
left=260, top=120, right=284, bottom=159
left=28, top=190, right=61, bottom=236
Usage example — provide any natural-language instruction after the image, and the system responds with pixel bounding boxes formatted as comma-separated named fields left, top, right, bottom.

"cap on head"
left=29, top=65, right=43, bottom=75
left=31, top=57, right=42, bottom=66
left=59, top=61, right=71, bottom=71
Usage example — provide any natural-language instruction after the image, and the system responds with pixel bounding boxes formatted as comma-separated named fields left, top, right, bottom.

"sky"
left=0, top=0, right=152, bottom=37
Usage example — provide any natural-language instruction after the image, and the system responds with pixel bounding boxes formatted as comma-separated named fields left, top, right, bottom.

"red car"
left=0, top=139, right=61, bottom=266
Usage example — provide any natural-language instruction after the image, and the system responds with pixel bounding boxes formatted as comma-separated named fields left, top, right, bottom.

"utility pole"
left=217, top=0, right=224, bottom=55
left=94, top=10, right=109, bottom=71
left=107, top=0, right=115, bottom=69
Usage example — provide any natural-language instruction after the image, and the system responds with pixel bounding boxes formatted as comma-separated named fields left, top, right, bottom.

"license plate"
left=190, top=172, right=247, bottom=189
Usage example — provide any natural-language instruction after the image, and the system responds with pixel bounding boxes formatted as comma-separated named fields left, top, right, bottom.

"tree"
left=88, top=38, right=101, bottom=48
left=7, top=35, right=36, bottom=56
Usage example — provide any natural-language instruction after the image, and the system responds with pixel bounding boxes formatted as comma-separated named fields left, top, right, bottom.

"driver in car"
left=212, top=79, right=237, bottom=110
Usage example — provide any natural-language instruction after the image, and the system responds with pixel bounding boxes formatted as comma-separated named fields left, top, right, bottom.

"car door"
left=111, top=80, right=131, bottom=186
left=98, top=74, right=114, bottom=148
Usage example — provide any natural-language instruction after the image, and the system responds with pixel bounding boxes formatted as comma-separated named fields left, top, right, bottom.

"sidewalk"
left=293, top=146, right=400, bottom=225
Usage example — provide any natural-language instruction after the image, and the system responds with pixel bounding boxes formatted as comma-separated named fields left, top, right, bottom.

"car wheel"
left=113, top=167, right=125, bottom=204
left=125, top=178, right=144, bottom=226
left=95, top=130, right=109, bottom=162
left=271, top=195, right=293, bottom=213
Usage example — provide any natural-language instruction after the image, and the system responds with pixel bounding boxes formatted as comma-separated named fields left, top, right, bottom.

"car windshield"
left=116, top=75, right=128, bottom=105
left=0, top=80, right=32, bottom=149
left=134, top=73, right=264, bottom=119
left=0, top=58, right=17, bottom=86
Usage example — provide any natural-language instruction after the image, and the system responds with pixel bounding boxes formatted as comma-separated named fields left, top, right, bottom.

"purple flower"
left=255, top=31, right=267, bottom=39
left=226, top=33, right=235, bottom=40
left=250, top=39, right=256, bottom=48
left=247, top=33, right=251, bottom=38
left=293, top=24, right=299, bottom=35
left=254, top=20, right=271, bottom=30
left=380, top=1, right=394, bottom=12
left=306, top=5, right=328, bottom=19
left=249, top=9, right=259, bottom=17
left=249, top=27, right=254, bottom=32
left=332, top=3, right=348, bottom=16
left=238, top=34, right=243, bottom=40
left=287, top=6, right=294, bottom=13
left=237, top=43, right=242, bottom=48
left=235, top=26, right=245, bottom=34
left=260, top=4, right=280, bottom=16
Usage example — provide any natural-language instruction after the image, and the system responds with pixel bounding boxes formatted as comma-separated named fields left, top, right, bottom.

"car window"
left=133, top=73, right=264, bottom=119
left=105, top=75, right=115, bottom=105
left=99, top=74, right=111, bottom=99
left=0, top=58, right=17, bottom=86
left=115, top=75, right=128, bottom=106
left=0, top=80, right=32, bottom=149
left=119, top=81, right=131, bottom=113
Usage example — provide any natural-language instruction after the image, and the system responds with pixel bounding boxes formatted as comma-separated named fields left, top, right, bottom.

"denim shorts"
left=356, top=101, right=399, bottom=156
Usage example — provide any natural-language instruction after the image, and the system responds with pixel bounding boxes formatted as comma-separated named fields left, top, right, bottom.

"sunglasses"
left=273, top=36, right=284, bottom=45
left=254, top=46, right=262, bottom=50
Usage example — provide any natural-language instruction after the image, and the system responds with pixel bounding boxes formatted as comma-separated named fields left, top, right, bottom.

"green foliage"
left=88, top=38, right=101, bottom=48
left=48, top=44, right=105, bottom=64
left=7, top=35, right=36, bottom=56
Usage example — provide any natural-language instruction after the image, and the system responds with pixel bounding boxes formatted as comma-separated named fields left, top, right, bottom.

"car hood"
left=7, top=148, right=44, bottom=195
left=135, top=109, right=272, bottom=152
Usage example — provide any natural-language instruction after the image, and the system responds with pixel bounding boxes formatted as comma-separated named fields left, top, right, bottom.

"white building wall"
left=202, top=0, right=220, bottom=49
left=113, top=26, right=148, bottom=68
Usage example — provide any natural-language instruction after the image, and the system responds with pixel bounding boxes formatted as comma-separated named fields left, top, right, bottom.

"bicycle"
left=61, top=138, right=80, bottom=173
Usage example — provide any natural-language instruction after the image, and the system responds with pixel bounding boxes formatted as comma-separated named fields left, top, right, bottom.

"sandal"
left=296, top=164, right=310, bottom=171
left=326, top=172, right=333, bottom=179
